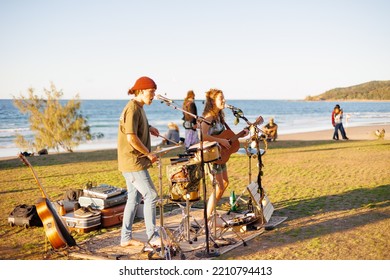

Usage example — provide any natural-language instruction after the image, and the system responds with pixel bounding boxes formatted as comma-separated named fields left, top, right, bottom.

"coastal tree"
left=13, top=83, right=91, bottom=153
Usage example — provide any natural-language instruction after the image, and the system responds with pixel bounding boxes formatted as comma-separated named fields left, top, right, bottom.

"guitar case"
left=62, top=211, right=101, bottom=233
left=8, top=204, right=43, bottom=228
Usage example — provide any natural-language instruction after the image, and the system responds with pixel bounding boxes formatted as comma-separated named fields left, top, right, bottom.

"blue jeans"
left=121, top=170, right=158, bottom=244
left=333, top=123, right=348, bottom=139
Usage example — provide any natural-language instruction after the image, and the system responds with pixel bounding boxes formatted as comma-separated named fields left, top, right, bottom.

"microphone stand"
left=158, top=99, right=219, bottom=257
left=227, top=107, right=266, bottom=218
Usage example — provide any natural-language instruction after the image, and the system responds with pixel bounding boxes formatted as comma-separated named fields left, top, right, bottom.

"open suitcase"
left=62, top=212, right=101, bottom=233
left=78, top=191, right=127, bottom=210
left=100, top=203, right=126, bottom=228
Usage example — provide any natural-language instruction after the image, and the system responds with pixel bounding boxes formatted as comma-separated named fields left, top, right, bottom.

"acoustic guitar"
left=213, top=116, right=264, bottom=164
left=18, top=153, right=76, bottom=249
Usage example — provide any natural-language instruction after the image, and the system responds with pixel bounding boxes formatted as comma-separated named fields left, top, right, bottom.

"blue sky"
left=1, top=0, right=389, bottom=100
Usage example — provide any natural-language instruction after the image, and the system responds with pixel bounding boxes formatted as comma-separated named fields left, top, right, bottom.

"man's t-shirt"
left=117, top=100, right=151, bottom=172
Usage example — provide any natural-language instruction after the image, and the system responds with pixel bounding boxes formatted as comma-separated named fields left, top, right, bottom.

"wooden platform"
left=68, top=208, right=286, bottom=260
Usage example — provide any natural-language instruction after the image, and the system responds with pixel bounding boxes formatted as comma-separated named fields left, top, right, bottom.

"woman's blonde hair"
left=202, top=88, right=225, bottom=122
left=168, top=122, right=179, bottom=131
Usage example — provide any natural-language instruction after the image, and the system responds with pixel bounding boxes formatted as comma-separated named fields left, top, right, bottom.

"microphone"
left=156, top=94, right=174, bottom=103
left=225, top=104, right=240, bottom=110
left=225, top=104, right=243, bottom=113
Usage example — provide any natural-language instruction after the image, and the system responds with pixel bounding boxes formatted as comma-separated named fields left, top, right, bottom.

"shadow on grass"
left=2, top=167, right=118, bottom=184
left=267, top=140, right=334, bottom=150
left=0, top=149, right=118, bottom=170
left=274, top=184, right=390, bottom=220
left=266, top=139, right=388, bottom=152
left=0, top=188, right=36, bottom=195
left=0, top=147, right=187, bottom=170
left=224, top=184, right=390, bottom=258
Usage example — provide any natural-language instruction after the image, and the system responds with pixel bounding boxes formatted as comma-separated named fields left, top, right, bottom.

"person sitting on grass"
left=161, top=122, right=181, bottom=145
left=262, top=117, right=278, bottom=141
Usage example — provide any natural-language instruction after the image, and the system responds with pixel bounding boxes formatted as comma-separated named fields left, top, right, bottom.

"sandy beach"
left=278, top=124, right=389, bottom=141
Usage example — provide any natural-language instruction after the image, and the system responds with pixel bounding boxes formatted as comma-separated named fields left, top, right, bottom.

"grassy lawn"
left=0, top=139, right=389, bottom=260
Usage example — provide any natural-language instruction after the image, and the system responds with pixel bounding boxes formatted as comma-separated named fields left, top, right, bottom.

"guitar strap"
left=222, top=120, right=231, bottom=131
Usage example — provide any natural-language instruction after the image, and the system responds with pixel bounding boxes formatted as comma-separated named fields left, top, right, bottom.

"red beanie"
left=128, top=76, right=157, bottom=95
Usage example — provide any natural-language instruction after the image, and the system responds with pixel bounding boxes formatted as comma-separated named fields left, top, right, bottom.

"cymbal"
left=236, top=147, right=266, bottom=156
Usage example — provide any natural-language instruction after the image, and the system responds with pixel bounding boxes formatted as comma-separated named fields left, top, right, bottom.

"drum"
left=188, top=141, right=221, bottom=163
left=166, top=163, right=201, bottom=202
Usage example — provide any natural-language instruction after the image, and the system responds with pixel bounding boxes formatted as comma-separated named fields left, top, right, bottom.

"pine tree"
left=13, top=83, right=91, bottom=153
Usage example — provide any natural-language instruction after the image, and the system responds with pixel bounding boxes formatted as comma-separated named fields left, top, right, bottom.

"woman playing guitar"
left=200, top=89, right=249, bottom=219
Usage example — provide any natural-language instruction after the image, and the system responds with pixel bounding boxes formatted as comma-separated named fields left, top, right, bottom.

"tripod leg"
left=172, top=200, right=196, bottom=244
left=143, top=227, right=164, bottom=259
left=186, top=196, right=191, bottom=243
left=166, top=227, right=186, bottom=259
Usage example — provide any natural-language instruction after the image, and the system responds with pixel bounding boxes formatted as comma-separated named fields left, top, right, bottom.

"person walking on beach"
left=117, top=76, right=160, bottom=248
left=332, top=104, right=349, bottom=140
left=182, top=90, right=199, bottom=149
left=200, top=88, right=249, bottom=219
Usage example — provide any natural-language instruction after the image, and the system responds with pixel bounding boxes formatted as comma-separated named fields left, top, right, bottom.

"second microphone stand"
left=227, top=106, right=266, bottom=221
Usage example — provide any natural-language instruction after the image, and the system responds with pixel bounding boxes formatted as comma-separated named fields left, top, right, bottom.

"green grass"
left=0, top=140, right=389, bottom=259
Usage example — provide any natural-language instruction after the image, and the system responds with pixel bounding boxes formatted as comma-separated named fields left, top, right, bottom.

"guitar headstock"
left=253, top=115, right=264, bottom=126
left=18, top=153, right=31, bottom=167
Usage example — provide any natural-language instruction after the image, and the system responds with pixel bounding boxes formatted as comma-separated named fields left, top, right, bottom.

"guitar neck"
left=19, top=154, right=48, bottom=198
left=30, top=168, right=49, bottom=198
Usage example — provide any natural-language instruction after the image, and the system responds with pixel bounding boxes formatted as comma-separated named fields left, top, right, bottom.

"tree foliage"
left=13, top=83, right=91, bottom=153
left=305, top=80, right=390, bottom=101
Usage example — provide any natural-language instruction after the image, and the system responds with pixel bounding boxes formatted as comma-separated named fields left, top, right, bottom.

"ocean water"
left=1, top=99, right=389, bottom=158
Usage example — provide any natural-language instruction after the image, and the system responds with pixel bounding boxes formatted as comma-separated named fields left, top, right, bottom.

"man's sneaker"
left=120, top=239, right=144, bottom=247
